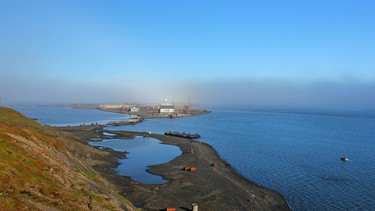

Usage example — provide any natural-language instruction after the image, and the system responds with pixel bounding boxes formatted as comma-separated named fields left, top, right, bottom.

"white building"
left=130, top=107, right=140, bottom=112
left=100, top=104, right=124, bottom=109
left=160, top=104, right=175, bottom=113
left=159, top=99, right=175, bottom=113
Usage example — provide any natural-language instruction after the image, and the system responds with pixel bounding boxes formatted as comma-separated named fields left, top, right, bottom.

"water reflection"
left=89, top=136, right=181, bottom=184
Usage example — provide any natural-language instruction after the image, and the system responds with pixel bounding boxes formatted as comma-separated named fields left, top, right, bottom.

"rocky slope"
left=0, top=107, right=135, bottom=211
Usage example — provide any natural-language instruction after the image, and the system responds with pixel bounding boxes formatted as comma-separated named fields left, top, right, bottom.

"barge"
left=165, top=131, right=201, bottom=139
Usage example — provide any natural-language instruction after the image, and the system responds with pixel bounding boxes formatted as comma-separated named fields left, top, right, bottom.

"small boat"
left=164, top=131, right=200, bottom=139
left=340, top=157, right=349, bottom=161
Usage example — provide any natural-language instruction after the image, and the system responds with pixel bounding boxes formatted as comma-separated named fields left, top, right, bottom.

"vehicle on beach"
left=165, top=131, right=201, bottom=139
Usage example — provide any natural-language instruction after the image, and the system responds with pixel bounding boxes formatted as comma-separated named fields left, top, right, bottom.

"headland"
left=59, top=125, right=291, bottom=210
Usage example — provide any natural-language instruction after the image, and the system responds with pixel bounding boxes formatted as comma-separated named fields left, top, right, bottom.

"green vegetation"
left=0, top=107, right=135, bottom=210
left=0, top=107, right=61, bottom=138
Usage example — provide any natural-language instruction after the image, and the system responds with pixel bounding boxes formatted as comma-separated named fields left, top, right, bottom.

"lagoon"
left=89, top=136, right=181, bottom=184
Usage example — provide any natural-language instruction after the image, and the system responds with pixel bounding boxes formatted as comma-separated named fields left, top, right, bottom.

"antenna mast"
left=189, top=90, right=191, bottom=107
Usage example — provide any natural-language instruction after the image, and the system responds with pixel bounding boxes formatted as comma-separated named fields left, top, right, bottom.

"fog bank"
left=1, top=75, right=374, bottom=111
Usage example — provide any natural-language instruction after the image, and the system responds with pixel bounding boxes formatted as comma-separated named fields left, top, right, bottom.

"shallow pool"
left=89, top=136, right=181, bottom=184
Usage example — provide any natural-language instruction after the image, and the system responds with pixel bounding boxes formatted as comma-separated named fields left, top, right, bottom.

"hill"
left=0, top=107, right=135, bottom=211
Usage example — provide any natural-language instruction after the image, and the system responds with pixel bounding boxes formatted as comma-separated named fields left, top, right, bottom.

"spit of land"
left=59, top=124, right=290, bottom=211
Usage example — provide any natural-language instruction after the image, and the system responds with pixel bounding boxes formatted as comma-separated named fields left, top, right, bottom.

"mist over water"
left=191, top=78, right=375, bottom=111
left=2, top=76, right=375, bottom=113
left=3, top=2, right=375, bottom=208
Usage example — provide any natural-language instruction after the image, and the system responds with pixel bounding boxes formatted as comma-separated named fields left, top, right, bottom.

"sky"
left=1, top=0, right=374, bottom=110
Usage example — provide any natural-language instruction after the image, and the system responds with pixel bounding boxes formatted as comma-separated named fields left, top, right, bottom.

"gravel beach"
left=58, top=125, right=290, bottom=211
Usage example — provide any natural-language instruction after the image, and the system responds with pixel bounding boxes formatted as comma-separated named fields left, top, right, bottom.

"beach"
left=59, top=125, right=290, bottom=210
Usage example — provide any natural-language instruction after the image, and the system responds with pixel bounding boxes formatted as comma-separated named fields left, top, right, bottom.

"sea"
left=12, top=105, right=375, bottom=211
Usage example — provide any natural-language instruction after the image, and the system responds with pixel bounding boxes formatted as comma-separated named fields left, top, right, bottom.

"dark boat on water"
left=340, top=157, right=349, bottom=161
left=164, top=131, right=201, bottom=139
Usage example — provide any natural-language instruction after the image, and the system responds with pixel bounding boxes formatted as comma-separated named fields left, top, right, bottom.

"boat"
left=108, top=118, right=144, bottom=126
left=187, top=133, right=201, bottom=139
left=340, top=157, right=349, bottom=161
left=164, top=131, right=201, bottom=139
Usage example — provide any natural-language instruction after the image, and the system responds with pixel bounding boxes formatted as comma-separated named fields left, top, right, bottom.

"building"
left=129, top=107, right=140, bottom=112
left=159, top=99, right=175, bottom=113
left=160, top=104, right=175, bottom=113
left=100, top=104, right=124, bottom=109
left=100, top=103, right=136, bottom=110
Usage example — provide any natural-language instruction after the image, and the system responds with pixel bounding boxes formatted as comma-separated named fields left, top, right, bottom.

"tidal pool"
left=89, top=136, right=181, bottom=184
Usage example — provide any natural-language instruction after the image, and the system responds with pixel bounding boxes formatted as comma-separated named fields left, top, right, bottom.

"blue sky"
left=1, top=1, right=374, bottom=109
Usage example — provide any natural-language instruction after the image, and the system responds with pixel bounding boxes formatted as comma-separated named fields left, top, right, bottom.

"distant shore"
left=65, top=103, right=211, bottom=119
left=101, top=107, right=211, bottom=119
left=58, top=125, right=290, bottom=210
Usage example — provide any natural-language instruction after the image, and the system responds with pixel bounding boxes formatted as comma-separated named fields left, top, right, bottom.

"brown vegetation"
left=0, top=107, right=135, bottom=211
left=0, top=106, right=290, bottom=211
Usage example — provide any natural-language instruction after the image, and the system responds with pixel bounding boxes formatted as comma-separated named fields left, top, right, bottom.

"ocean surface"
left=13, top=106, right=375, bottom=211
left=13, top=106, right=128, bottom=126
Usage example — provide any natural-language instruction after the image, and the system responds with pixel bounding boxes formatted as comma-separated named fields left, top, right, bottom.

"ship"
left=164, top=131, right=201, bottom=139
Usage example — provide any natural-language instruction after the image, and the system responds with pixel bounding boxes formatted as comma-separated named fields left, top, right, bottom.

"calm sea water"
left=89, top=136, right=181, bottom=184
left=13, top=106, right=130, bottom=126
left=13, top=106, right=375, bottom=210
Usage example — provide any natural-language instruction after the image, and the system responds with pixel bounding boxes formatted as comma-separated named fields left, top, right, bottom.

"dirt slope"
left=0, top=107, right=135, bottom=211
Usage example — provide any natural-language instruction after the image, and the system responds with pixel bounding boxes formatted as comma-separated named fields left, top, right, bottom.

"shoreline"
left=58, top=125, right=290, bottom=210
left=64, top=103, right=211, bottom=119
left=108, top=109, right=211, bottom=120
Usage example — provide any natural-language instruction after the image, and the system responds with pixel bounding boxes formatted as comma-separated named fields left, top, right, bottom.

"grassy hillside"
left=0, top=107, right=135, bottom=210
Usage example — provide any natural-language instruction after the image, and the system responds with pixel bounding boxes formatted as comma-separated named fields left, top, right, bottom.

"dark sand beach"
left=59, top=125, right=290, bottom=211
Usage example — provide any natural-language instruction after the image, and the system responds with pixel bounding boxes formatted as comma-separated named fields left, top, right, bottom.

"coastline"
left=58, top=125, right=290, bottom=210
left=48, top=103, right=210, bottom=119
